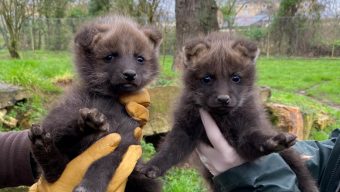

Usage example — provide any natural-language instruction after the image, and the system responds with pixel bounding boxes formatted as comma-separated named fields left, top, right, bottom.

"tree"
left=270, top=0, right=323, bottom=55
left=0, top=0, right=28, bottom=58
left=136, top=0, right=161, bottom=23
left=53, top=0, right=69, bottom=50
left=89, top=0, right=111, bottom=16
left=88, top=0, right=163, bottom=24
left=173, top=0, right=219, bottom=70
left=217, top=0, right=248, bottom=29
left=110, top=0, right=162, bottom=24
left=36, top=0, right=70, bottom=50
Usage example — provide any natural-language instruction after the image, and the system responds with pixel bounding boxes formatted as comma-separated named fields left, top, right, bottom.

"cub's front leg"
left=238, top=129, right=297, bottom=160
left=29, top=107, right=109, bottom=182
left=29, top=124, right=69, bottom=182
left=138, top=110, right=203, bottom=178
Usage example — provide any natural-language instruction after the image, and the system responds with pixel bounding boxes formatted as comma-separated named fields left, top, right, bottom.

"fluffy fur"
left=29, top=16, right=162, bottom=192
left=139, top=32, right=318, bottom=192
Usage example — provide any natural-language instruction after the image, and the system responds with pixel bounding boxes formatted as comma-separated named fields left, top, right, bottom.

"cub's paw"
left=137, top=164, right=161, bottom=179
left=28, top=124, right=53, bottom=153
left=74, top=182, right=103, bottom=192
left=260, top=133, right=297, bottom=154
left=73, top=186, right=90, bottom=192
left=78, top=108, right=109, bottom=132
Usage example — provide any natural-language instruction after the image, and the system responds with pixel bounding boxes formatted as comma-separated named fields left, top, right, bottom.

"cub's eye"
left=201, top=75, right=213, bottom=84
left=137, top=56, right=144, bottom=64
left=231, top=74, right=241, bottom=83
left=103, top=53, right=118, bottom=62
left=104, top=55, right=113, bottom=61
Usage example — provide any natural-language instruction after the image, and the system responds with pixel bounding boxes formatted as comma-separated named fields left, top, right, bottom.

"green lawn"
left=0, top=50, right=73, bottom=93
left=0, top=50, right=339, bottom=191
left=257, top=58, right=340, bottom=105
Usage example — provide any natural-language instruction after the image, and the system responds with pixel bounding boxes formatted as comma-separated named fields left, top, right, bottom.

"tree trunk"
left=8, top=38, right=20, bottom=58
left=173, top=0, right=219, bottom=70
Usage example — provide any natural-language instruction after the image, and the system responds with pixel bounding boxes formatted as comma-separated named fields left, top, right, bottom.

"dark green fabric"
left=214, top=154, right=300, bottom=191
left=318, top=129, right=340, bottom=192
left=213, top=129, right=340, bottom=192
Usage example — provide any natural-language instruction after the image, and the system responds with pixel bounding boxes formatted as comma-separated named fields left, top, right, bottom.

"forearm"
left=213, top=137, right=337, bottom=192
left=213, top=153, right=301, bottom=192
left=149, top=128, right=199, bottom=174
left=0, top=130, right=37, bottom=188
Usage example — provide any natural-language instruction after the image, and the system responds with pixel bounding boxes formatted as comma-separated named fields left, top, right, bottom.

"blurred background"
left=0, top=0, right=339, bottom=191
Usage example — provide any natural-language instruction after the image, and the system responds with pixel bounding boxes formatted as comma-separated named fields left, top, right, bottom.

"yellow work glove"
left=29, top=89, right=150, bottom=192
left=119, top=89, right=150, bottom=140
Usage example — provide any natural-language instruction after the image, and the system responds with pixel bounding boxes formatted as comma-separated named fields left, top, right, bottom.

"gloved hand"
left=195, top=109, right=246, bottom=176
left=29, top=89, right=150, bottom=192
left=119, top=89, right=150, bottom=140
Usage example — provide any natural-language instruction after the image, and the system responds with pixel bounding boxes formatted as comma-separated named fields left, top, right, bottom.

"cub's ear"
left=232, top=39, right=260, bottom=63
left=183, top=39, right=210, bottom=65
left=74, top=25, right=101, bottom=48
left=142, top=27, right=163, bottom=49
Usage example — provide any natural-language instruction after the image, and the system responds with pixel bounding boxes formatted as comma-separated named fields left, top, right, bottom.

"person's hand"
left=29, top=89, right=150, bottom=192
left=196, top=109, right=246, bottom=176
left=119, top=89, right=150, bottom=140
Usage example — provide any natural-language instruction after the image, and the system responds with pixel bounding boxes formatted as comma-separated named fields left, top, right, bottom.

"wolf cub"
left=139, top=32, right=318, bottom=192
left=29, top=16, right=162, bottom=192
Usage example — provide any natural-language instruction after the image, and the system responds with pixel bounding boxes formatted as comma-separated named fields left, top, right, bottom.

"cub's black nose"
left=217, top=95, right=230, bottom=104
left=123, top=70, right=136, bottom=81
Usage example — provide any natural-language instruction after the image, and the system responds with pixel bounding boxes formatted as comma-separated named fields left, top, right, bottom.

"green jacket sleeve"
left=213, top=129, right=339, bottom=192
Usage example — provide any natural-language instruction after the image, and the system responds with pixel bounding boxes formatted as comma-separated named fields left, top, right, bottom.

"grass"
left=257, top=58, right=340, bottom=105
left=0, top=50, right=73, bottom=93
left=255, top=57, right=340, bottom=140
left=163, top=168, right=207, bottom=192
left=0, top=50, right=339, bottom=191
left=141, top=141, right=208, bottom=192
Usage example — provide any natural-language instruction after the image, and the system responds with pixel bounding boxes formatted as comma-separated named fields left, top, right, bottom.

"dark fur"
left=139, top=32, right=318, bottom=192
left=29, top=16, right=162, bottom=192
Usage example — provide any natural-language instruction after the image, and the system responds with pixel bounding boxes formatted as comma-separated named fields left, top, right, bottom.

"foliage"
left=270, top=0, right=324, bottom=55
left=141, top=140, right=156, bottom=161
left=88, top=0, right=163, bottom=24
left=217, top=0, right=247, bottom=28
left=0, top=0, right=28, bottom=58
left=37, top=0, right=68, bottom=18
left=142, top=140, right=207, bottom=192
left=68, top=7, right=88, bottom=18
left=152, top=55, right=179, bottom=87
left=243, top=27, right=267, bottom=42
left=163, top=168, right=207, bottom=192
left=88, top=0, right=111, bottom=16
left=1, top=96, right=46, bottom=131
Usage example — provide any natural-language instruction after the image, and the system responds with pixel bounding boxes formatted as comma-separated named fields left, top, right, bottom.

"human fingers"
left=107, top=145, right=142, bottom=192
left=80, top=133, right=121, bottom=160
left=199, top=109, right=231, bottom=152
left=196, top=142, right=218, bottom=175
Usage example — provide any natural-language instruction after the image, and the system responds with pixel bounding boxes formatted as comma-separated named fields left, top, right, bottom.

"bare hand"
left=196, top=109, right=246, bottom=176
